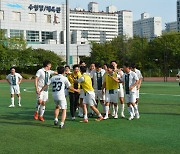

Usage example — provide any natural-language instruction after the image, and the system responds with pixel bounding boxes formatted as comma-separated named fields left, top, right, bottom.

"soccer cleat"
left=39, top=116, right=44, bottom=122
left=9, top=104, right=15, bottom=108
left=54, top=120, right=58, bottom=126
left=34, top=112, right=38, bottom=120
left=121, top=113, right=125, bottom=118
left=103, top=115, right=109, bottom=120
left=80, top=119, right=88, bottom=123
left=135, top=114, right=140, bottom=119
left=71, top=117, right=76, bottom=121
left=114, top=114, right=118, bottom=119
left=95, top=116, right=104, bottom=121
left=128, top=116, right=134, bottom=121
left=111, top=112, right=115, bottom=117
left=59, top=124, right=65, bottom=129
left=18, top=104, right=21, bottom=107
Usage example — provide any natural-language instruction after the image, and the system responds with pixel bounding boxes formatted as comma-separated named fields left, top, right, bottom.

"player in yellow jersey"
left=77, top=66, right=104, bottom=123
left=67, top=65, right=82, bottom=120
left=102, top=65, right=119, bottom=119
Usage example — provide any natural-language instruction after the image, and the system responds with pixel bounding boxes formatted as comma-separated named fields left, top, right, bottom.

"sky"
left=33, top=0, right=177, bottom=29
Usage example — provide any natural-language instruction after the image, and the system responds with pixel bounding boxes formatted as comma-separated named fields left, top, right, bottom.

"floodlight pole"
left=66, top=0, right=70, bottom=65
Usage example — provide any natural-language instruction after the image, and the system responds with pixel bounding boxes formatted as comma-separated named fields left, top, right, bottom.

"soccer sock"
left=84, top=114, right=88, bottom=120
left=105, top=106, right=109, bottom=117
left=134, top=104, right=139, bottom=115
left=35, top=103, right=41, bottom=113
left=55, top=118, right=58, bottom=122
left=98, top=113, right=102, bottom=117
left=18, top=97, right=21, bottom=105
left=114, top=105, right=118, bottom=115
left=79, top=107, right=83, bottom=116
left=40, top=105, right=45, bottom=117
left=11, top=97, right=14, bottom=105
left=112, top=104, right=115, bottom=114
left=131, top=105, right=135, bottom=116
left=60, top=122, right=64, bottom=126
left=128, top=105, right=134, bottom=117
left=120, top=104, right=125, bottom=114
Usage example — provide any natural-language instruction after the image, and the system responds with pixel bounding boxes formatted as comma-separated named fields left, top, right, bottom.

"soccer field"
left=0, top=81, right=180, bottom=154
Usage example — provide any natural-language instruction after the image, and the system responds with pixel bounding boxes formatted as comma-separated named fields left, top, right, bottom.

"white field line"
left=140, top=93, right=180, bottom=97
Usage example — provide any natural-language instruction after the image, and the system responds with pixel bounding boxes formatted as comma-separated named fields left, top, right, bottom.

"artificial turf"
left=0, top=81, right=179, bottom=154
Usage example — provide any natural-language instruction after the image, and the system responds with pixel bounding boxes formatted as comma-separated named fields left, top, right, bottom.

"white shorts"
left=10, top=85, right=20, bottom=94
left=105, top=89, right=118, bottom=104
left=136, top=89, right=140, bottom=99
left=37, top=91, right=48, bottom=102
left=118, top=87, right=124, bottom=98
left=94, top=89, right=105, bottom=101
left=80, top=89, right=84, bottom=99
left=83, top=92, right=96, bottom=106
left=125, top=91, right=136, bottom=103
left=54, top=99, right=67, bottom=109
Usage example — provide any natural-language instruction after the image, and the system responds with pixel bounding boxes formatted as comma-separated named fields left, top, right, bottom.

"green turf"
left=0, top=81, right=180, bottom=154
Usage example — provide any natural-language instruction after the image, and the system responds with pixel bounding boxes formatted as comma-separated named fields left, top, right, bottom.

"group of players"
left=6, top=60, right=143, bottom=129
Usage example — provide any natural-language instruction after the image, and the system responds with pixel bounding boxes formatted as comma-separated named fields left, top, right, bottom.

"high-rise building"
left=133, top=13, right=162, bottom=39
left=177, top=0, right=180, bottom=32
left=117, top=10, right=133, bottom=38
left=165, top=21, right=177, bottom=33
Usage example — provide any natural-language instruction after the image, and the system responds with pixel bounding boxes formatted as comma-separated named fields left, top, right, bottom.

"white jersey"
left=36, top=68, right=55, bottom=89
left=6, top=73, right=22, bottom=85
left=91, top=69, right=106, bottom=90
left=121, top=71, right=139, bottom=94
left=135, top=69, right=143, bottom=80
left=48, top=74, right=71, bottom=100
left=117, top=70, right=124, bottom=89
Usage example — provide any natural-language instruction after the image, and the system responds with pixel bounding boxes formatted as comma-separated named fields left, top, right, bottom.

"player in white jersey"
left=131, top=64, right=143, bottom=106
left=39, top=66, right=79, bottom=128
left=91, top=63, right=106, bottom=114
left=6, top=67, right=22, bottom=107
left=111, top=61, right=125, bottom=118
left=120, top=63, right=139, bottom=120
left=34, top=60, right=57, bottom=122
left=177, top=71, right=180, bottom=86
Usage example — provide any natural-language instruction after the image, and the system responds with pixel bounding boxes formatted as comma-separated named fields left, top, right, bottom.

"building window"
left=29, top=13, right=36, bottom=22
left=44, top=14, right=51, bottom=23
left=41, top=31, right=53, bottom=42
left=26, top=31, right=39, bottom=42
left=12, top=12, right=21, bottom=21
left=0, top=10, right=4, bottom=20
left=10, top=29, right=24, bottom=37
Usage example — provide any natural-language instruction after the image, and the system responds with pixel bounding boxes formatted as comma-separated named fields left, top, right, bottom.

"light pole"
left=66, top=0, right=70, bottom=65
left=77, top=45, right=79, bottom=64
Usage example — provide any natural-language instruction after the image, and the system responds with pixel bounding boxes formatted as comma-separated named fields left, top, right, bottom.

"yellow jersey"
left=67, top=71, right=81, bottom=93
left=104, top=72, right=119, bottom=90
left=80, top=73, right=94, bottom=93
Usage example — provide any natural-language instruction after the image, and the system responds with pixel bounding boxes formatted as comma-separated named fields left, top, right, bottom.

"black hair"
left=123, top=62, right=131, bottom=68
left=131, top=63, right=136, bottom=69
left=73, top=64, right=79, bottom=70
left=10, top=67, right=15, bottom=70
left=43, top=60, right=51, bottom=67
left=57, top=66, right=65, bottom=74
left=110, top=60, right=117, bottom=64
left=108, top=64, right=114, bottom=70
left=79, top=60, right=85, bottom=65
left=65, top=65, right=70, bottom=69
left=95, top=62, right=101, bottom=68
left=80, top=66, right=87, bottom=73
